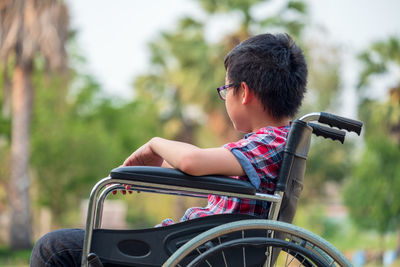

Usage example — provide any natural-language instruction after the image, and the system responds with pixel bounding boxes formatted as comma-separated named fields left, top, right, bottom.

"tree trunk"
left=2, top=66, right=12, bottom=118
left=9, top=62, right=33, bottom=249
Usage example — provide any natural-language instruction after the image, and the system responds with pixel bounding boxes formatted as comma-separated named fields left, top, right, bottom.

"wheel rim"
left=186, top=237, right=329, bottom=267
left=163, top=220, right=351, bottom=267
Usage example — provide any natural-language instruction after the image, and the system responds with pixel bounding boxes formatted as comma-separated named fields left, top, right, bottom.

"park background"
left=0, top=0, right=400, bottom=266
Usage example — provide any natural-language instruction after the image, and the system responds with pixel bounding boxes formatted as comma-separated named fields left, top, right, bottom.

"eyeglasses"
left=216, top=83, right=234, bottom=101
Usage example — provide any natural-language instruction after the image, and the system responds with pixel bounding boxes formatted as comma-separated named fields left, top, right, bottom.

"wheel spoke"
left=287, top=250, right=296, bottom=266
left=195, top=246, right=213, bottom=267
left=196, top=248, right=202, bottom=255
left=241, top=230, right=247, bottom=267
left=218, top=237, right=228, bottom=267
left=285, top=248, right=290, bottom=266
left=299, top=254, right=306, bottom=266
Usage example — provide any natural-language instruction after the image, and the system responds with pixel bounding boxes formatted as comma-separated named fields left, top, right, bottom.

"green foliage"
left=197, top=0, right=308, bottom=37
left=345, top=36, right=400, bottom=236
left=0, top=246, right=30, bottom=267
left=344, top=97, right=400, bottom=234
left=293, top=204, right=342, bottom=242
left=299, top=40, right=354, bottom=199
left=198, top=0, right=262, bottom=19
left=0, top=115, right=10, bottom=141
left=142, top=17, right=225, bottom=111
left=0, top=65, right=11, bottom=140
left=357, top=36, right=400, bottom=89
left=29, top=63, right=162, bottom=225
left=287, top=0, right=307, bottom=14
left=302, top=138, right=354, bottom=199
left=294, top=205, right=398, bottom=253
left=302, top=43, right=342, bottom=112
left=135, top=15, right=228, bottom=142
left=344, top=135, right=400, bottom=233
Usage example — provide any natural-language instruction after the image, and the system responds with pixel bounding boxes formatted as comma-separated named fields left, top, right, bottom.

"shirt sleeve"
left=224, top=132, right=284, bottom=191
left=224, top=138, right=261, bottom=189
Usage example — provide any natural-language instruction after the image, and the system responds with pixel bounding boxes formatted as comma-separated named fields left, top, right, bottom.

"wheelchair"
left=81, top=112, right=363, bottom=267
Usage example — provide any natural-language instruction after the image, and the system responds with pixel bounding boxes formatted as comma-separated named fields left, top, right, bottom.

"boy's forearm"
left=149, top=137, right=200, bottom=170
left=148, top=137, right=245, bottom=177
left=161, top=160, right=173, bottom=168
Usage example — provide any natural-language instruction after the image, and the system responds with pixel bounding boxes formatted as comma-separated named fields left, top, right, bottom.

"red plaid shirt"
left=157, top=125, right=290, bottom=227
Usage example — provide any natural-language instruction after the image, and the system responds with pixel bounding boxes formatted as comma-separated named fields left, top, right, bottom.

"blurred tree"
left=30, top=45, right=162, bottom=226
left=344, top=36, right=400, bottom=253
left=299, top=39, right=354, bottom=200
left=0, top=0, right=69, bottom=249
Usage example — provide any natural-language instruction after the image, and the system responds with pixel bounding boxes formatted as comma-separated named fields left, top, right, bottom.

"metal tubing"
left=81, top=177, right=113, bottom=267
left=95, top=184, right=124, bottom=228
left=109, top=178, right=282, bottom=203
left=265, top=191, right=283, bottom=267
left=299, top=112, right=320, bottom=122
left=267, top=191, right=284, bottom=221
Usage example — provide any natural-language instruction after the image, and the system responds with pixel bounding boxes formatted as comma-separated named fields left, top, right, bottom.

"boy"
left=30, top=33, right=307, bottom=266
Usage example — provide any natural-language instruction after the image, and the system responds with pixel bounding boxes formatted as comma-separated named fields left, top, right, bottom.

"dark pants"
left=30, top=229, right=84, bottom=267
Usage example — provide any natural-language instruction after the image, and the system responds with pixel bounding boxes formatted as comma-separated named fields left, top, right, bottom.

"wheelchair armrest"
left=110, top=166, right=256, bottom=195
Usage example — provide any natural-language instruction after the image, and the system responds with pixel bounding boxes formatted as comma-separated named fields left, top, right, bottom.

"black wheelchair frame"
left=81, top=112, right=362, bottom=267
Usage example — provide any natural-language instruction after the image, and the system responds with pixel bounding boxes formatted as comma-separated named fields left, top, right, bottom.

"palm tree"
left=0, top=0, right=69, bottom=249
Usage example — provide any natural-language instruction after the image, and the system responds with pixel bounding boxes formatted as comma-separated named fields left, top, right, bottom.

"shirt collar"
left=244, top=123, right=291, bottom=138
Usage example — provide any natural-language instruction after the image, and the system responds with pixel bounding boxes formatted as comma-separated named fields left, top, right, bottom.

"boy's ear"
left=240, top=82, right=252, bottom=105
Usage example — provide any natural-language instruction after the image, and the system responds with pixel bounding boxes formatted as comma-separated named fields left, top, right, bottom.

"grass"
left=0, top=247, right=30, bottom=267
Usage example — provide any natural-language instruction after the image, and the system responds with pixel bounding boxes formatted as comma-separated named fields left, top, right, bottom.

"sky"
left=67, top=0, right=400, bottom=115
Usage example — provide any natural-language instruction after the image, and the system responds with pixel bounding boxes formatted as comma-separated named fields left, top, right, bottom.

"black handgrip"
left=319, top=112, right=363, bottom=135
left=309, top=123, right=346, bottom=144
left=88, top=253, right=104, bottom=267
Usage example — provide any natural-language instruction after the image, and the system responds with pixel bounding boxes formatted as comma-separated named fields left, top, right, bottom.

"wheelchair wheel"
left=163, top=219, right=351, bottom=267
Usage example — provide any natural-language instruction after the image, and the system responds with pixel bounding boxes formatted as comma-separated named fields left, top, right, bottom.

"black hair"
left=224, top=33, right=307, bottom=118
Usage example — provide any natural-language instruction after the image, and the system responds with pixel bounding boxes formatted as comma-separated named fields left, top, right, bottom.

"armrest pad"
left=110, top=166, right=256, bottom=195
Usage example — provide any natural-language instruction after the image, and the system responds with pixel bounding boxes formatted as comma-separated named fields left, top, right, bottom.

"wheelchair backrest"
left=275, top=119, right=312, bottom=223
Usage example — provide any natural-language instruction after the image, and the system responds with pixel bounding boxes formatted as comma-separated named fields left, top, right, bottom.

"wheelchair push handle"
left=318, top=112, right=363, bottom=135
left=308, top=123, right=345, bottom=144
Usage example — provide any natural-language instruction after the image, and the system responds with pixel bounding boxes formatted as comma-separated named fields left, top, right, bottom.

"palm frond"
left=0, top=0, right=69, bottom=71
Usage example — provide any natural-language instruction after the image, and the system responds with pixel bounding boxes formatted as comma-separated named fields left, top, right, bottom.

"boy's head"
left=224, top=33, right=307, bottom=119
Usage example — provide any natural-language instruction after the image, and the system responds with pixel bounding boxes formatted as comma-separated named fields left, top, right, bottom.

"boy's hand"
left=110, top=184, right=133, bottom=195
left=122, top=141, right=163, bottom=167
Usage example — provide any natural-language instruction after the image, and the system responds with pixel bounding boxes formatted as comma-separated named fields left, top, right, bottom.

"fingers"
left=105, top=184, right=118, bottom=195
left=124, top=184, right=133, bottom=194
left=107, top=183, right=133, bottom=195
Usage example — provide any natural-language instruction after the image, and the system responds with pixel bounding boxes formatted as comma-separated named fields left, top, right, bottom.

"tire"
left=163, top=219, right=351, bottom=267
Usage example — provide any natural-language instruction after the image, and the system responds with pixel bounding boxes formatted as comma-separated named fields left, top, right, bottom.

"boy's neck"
left=233, top=87, right=291, bottom=133
left=250, top=115, right=290, bottom=132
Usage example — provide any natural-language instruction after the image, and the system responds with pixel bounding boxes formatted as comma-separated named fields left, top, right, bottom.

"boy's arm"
left=161, top=160, right=173, bottom=168
left=123, top=137, right=245, bottom=177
